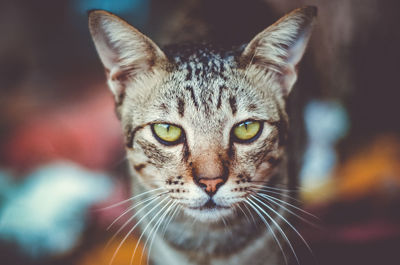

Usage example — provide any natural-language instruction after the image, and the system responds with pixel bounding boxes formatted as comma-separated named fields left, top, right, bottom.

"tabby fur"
left=89, top=6, right=316, bottom=265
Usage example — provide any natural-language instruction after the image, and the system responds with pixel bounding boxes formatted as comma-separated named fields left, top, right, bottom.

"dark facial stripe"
left=177, top=98, right=185, bottom=117
left=185, top=85, right=198, bottom=108
left=136, top=139, right=173, bottom=166
left=273, top=120, right=288, bottom=146
left=182, top=140, right=190, bottom=162
left=272, top=106, right=288, bottom=146
left=246, top=148, right=268, bottom=166
left=134, top=163, right=146, bottom=172
left=185, top=65, right=192, bottom=81
left=126, top=125, right=144, bottom=148
left=247, top=103, right=257, bottom=112
left=229, top=96, right=237, bottom=115
left=217, top=85, right=227, bottom=109
left=227, top=143, right=236, bottom=159
left=243, top=125, right=279, bottom=166
left=159, top=103, right=169, bottom=114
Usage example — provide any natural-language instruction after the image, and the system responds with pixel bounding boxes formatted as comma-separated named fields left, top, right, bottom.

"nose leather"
left=198, top=178, right=224, bottom=194
left=192, top=150, right=228, bottom=196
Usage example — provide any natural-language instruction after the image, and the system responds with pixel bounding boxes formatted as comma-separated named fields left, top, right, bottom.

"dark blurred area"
left=1, top=0, right=400, bottom=265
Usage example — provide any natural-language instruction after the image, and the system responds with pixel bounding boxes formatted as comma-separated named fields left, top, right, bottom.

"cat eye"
left=232, top=120, right=263, bottom=143
left=152, top=123, right=184, bottom=145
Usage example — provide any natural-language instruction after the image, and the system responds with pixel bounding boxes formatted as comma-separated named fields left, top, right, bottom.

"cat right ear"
left=88, top=10, right=168, bottom=103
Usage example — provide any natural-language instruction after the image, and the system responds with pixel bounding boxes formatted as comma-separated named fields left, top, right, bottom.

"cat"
left=88, top=5, right=316, bottom=265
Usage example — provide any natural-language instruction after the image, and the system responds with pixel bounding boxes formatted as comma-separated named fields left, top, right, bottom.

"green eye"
left=233, top=120, right=262, bottom=142
left=152, top=123, right=183, bottom=144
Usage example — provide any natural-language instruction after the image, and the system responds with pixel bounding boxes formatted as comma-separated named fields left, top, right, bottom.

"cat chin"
left=183, top=207, right=234, bottom=223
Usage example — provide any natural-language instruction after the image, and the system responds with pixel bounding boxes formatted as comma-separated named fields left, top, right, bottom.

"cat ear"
left=240, top=6, right=317, bottom=97
left=88, top=10, right=168, bottom=102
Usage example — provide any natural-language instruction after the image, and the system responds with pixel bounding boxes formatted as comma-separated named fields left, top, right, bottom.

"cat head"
left=89, top=7, right=316, bottom=222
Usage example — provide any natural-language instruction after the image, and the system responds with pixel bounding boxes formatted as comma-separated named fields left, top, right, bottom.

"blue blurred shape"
left=301, top=100, right=349, bottom=188
left=0, top=162, right=112, bottom=257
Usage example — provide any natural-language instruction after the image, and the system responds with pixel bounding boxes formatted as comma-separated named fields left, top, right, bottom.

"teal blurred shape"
left=0, top=162, right=113, bottom=257
left=75, top=0, right=149, bottom=27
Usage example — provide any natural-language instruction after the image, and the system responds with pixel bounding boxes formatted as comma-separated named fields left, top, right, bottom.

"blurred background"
left=1, top=0, right=400, bottom=264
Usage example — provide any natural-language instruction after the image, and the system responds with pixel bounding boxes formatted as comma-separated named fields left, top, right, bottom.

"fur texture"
left=89, top=6, right=316, bottom=265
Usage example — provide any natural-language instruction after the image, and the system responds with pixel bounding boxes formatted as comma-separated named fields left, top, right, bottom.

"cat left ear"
left=88, top=10, right=168, bottom=103
left=241, top=6, right=317, bottom=97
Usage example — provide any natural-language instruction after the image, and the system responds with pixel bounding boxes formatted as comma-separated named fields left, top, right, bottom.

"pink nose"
left=198, top=178, right=225, bottom=195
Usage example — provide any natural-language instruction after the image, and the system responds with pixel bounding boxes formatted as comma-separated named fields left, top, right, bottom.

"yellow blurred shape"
left=336, top=135, right=400, bottom=199
left=301, top=135, right=400, bottom=203
left=78, top=236, right=147, bottom=265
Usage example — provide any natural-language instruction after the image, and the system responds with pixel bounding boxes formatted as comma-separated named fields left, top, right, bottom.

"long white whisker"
left=130, top=200, right=173, bottom=265
left=251, top=195, right=309, bottom=264
left=243, top=201, right=257, bottom=225
left=251, top=195, right=314, bottom=250
left=105, top=193, right=165, bottom=252
left=252, top=187, right=301, bottom=203
left=220, top=214, right=233, bottom=239
left=109, top=196, right=169, bottom=265
left=245, top=199, right=288, bottom=265
left=258, top=193, right=319, bottom=220
left=161, top=204, right=181, bottom=237
left=145, top=201, right=178, bottom=265
left=138, top=204, right=172, bottom=265
left=249, top=197, right=300, bottom=265
left=99, top=188, right=165, bottom=211
left=236, top=203, right=251, bottom=224
left=256, top=194, right=318, bottom=229
left=107, top=192, right=168, bottom=230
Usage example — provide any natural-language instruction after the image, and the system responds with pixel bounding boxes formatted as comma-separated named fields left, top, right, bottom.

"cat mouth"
left=188, top=199, right=230, bottom=211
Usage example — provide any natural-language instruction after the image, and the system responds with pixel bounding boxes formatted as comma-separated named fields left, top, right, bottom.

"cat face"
left=123, top=54, right=286, bottom=221
left=89, top=7, right=316, bottom=222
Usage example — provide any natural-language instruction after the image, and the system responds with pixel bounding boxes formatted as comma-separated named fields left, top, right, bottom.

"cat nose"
left=195, top=177, right=227, bottom=196
left=191, top=149, right=228, bottom=196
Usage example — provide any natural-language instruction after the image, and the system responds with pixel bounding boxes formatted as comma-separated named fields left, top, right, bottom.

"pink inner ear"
left=89, top=11, right=169, bottom=103
left=280, top=66, right=297, bottom=96
left=93, top=30, right=121, bottom=72
left=239, top=7, right=316, bottom=97
left=286, top=32, right=311, bottom=68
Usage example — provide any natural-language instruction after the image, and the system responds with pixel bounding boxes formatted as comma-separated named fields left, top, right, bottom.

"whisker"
left=252, top=186, right=302, bottom=203
left=139, top=202, right=173, bottom=265
left=236, top=203, right=251, bottom=225
left=130, top=199, right=172, bottom=265
left=145, top=201, right=178, bottom=265
left=161, top=204, right=181, bottom=237
left=220, top=214, right=234, bottom=239
left=109, top=196, right=169, bottom=265
left=99, top=187, right=166, bottom=211
left=257, top=193, right=319, bottom=220
left=243, top=201, right=257, bottom=226
left=105, top=193, right=164, bottom=252
left=245, top=199, right=288, bottom=265
left=256, top=194, right=318, bottom=228
left=107, top=191, right=168, bottom=231
left=251, top=195, right=314, bottom=263
left=248, top=197, right=300, bottom=265
left=133, top=200, right=174, bottom=265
